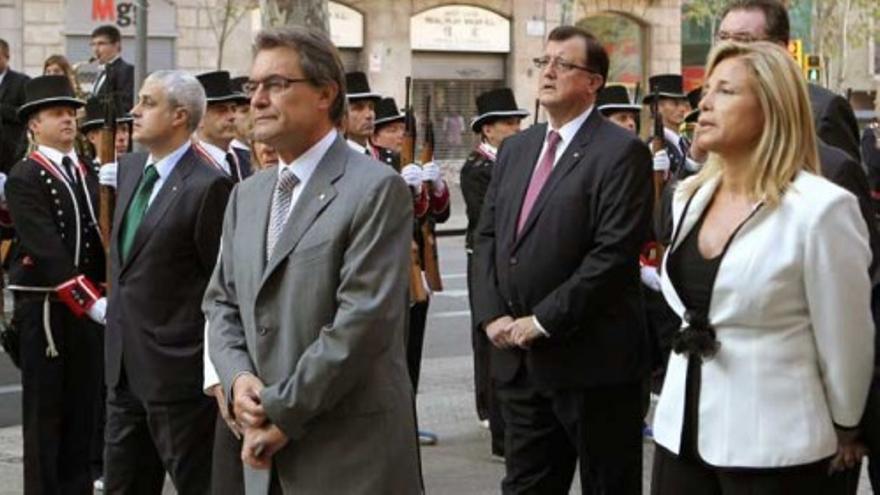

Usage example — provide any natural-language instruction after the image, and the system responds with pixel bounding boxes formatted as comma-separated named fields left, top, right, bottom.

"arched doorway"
left=577, top=12, right=647, bottom=89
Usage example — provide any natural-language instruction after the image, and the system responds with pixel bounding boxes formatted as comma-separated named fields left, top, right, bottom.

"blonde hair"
left=681, top=41, right=819, bottom=206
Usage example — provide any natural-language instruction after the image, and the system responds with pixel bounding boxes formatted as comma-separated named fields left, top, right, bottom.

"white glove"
left=98, top=162, right=118, bottom=188
left=87, top=297, right=107, bottom=325
left=421, top=161, right=444, bottom=190
left=401, top=164, right=423, bottom=193
left=640, top=266, right=662, bottom=292
left=0, top=172, right=7, bottom=202
left=653, top=150, right=670, bottom=173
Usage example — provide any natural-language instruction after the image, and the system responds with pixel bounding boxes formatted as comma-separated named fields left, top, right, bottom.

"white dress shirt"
left=0, top=69, right=7, bottom=87
left=37, top=145, right=80, bottom=183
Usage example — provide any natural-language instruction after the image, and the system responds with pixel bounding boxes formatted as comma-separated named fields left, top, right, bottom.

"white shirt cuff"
left=532, top=316, right=549, bottom=337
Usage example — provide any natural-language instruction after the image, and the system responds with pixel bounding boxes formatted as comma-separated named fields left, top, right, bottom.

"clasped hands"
left=228, top=374, right=289, bottom=470
left=485, top=315, right=544, bottom=349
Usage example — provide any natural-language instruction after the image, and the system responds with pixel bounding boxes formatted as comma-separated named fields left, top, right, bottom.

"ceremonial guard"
left=343, top=71, right=382, bottom=157
left=229, top=76, right=252, bottom=154
left=642, top=74, right=694, bottom=179
left=6, top=75, right=106, bottom=494
left=371, top=97, right=406, bottom=167
left=80, top=96, right=133, bottom=172
left=461, top=87, right=527, bottom=459
left=596, top=84, right=641, bottom=133
left=193, top=71, right=252, bottom=183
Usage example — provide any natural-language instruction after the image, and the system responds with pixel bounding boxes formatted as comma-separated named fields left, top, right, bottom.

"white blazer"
left=653, top=171, right=875, bottom=468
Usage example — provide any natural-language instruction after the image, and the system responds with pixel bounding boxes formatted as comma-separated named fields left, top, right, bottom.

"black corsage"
left=672, top=310, right=720, bottom=359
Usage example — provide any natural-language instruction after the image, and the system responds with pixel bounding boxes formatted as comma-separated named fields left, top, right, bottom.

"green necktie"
left=120, top=164, right=160, bottom=261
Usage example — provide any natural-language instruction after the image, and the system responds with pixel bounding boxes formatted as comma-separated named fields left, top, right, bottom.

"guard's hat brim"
left=470, top=110, right=530, bottom=133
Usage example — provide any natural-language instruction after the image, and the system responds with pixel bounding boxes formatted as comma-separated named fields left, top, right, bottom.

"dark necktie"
left=120, top=164, right=160, bottom=261
left=225, top=152, right=241, bottom=183
left=517, top=130, right=561, bottom=235
left=61, top=156, right=77, bottom=184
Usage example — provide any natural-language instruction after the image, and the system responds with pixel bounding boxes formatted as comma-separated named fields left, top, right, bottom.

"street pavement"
left=0, top=190, right=872, bottom=493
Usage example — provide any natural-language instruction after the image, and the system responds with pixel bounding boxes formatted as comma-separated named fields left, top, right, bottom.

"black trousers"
left=103, top=377, right=216, bottom=494
left=652, top=446, right=832, bottom=494
left=17, top=297, right=104, bottom=495
left=496, top=367, right=643, bottom=495
left=212, top=414, right=245, bottom=495
left=406, top=299, right=429, bottom=393
left=467, top=253, right=505, bottom=455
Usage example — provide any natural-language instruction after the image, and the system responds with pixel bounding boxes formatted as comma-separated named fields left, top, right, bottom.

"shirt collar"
left=147, top=141, right=191, bottom=179
left=0, top=69, right=7, bottom=85
left=664, top=126, right=681, bottom=144
left=546, top=105, right=594, bottom=145
left=198, top=139, right=229, bottom=165
left=38, top=145, right=79, bottom=168
left=279, top=129, right=338, bottom=185
left=346, top=138, right=366, bottom=155
left=99, top=55, right=121, bottom=69
left=231, top=138, right=249, bottom=151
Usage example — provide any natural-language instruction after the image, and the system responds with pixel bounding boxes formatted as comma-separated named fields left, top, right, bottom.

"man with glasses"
left=90, top=25, right=134, bottom=112
left=205, top=27, right=420, bottom=493
left=103, top=70, right=232, bottom=494
left=717, top=0, right=860, bottom=162
left=472, top=25, right=652, bottom=494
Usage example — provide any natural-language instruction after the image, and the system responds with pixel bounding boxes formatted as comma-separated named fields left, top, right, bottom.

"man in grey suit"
left=204, top=27, right=421, bottom=494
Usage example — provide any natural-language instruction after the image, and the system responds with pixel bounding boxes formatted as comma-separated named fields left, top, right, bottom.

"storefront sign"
left=329, top=1, right=364, bottom=49
left=411, top=5, right=510, bottom=53
left=66, top=0, right=176, bottom=37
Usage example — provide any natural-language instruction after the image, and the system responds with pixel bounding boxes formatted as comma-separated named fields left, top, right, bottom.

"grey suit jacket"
left=204, top=135, right=421, bottom=494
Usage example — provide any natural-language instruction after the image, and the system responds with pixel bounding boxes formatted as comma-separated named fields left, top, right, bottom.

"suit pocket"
left=152, top=322, right=202, bottom=346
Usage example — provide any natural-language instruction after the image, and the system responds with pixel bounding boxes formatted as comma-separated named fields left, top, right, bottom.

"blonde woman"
left=651, top=41, right=874, bottom=493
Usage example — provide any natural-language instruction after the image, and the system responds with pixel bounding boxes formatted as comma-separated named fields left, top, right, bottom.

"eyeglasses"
left=242, top=75, right=311, bottom=98
left=714, top=31, right=766, bottom=43
left=532, top=56, right=596, bottom=74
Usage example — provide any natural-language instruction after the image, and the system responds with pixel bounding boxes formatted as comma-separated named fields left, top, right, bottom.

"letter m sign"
left=93, top=0, right=116, bottom=21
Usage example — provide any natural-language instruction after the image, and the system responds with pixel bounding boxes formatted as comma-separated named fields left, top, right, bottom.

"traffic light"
left=805, top=54, right=821, bottom=83
left=788, top=39, right=804, bottom=69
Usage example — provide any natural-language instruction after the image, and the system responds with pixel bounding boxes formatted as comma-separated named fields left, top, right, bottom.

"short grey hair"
left=254, top=27, right=346, bottom=125
left=144, top=70, right=206, bottom=132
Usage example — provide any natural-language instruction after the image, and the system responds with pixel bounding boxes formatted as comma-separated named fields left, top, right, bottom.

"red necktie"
left=517, top=130, right=561, bottom=235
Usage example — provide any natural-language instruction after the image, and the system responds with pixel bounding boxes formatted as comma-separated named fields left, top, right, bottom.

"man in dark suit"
left=90, top=25, right=135, bottom=112
left=473, top=26, right=652, bottom=494
left=194, top=71, right=253, bottom=183
left=103, top=70, right=232, bottom=494
left=718, top=0, right=860, bottom=163
left=0, top=38, right=31, bottom=173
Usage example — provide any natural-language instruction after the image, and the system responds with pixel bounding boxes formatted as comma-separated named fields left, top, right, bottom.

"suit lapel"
left=121, top=148, right=196, bottom=273
left=513, top=111, right=603, bottom=251
left=259, top=137, right=346, bottom=287
left=504, top=125, right=546, bottom=249
left=246, top=169, right=277, bottom=283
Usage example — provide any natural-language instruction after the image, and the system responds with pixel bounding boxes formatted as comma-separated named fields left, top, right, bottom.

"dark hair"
left=91, top=25, right=122, bottom=44
left=254, top=27, right=347, bottom=125
left=720, top=0, right=790, bottom=44
left=0, top=39, right=9, bottom=58
left=547, top=25, right=609, bottom=90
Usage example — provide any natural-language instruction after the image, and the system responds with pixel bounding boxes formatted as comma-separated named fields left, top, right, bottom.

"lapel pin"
left=319, top=193, right=326, bottom=201
left=573, top=152, right=580, bottom=158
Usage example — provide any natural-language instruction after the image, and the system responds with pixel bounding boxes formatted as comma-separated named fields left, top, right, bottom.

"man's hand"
left=829, top=428, right=868, bottom=473
left=232, top=373, right=267, bottom=429
left=210, top=384, right=241, bottom=439
left=86, top=297, right=107, bottom=325
left=509, top=316, right=544, bottom=348
left=400, top=164, right=423, bottom=193
left=241, top=424, right=289, bottom=470
left=485, top=316, right=514, bottom=349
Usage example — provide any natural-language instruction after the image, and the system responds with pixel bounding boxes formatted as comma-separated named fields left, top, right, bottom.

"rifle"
left=533, top=98, right=540, bottom=125
left=419, top=96, right=442, bottom=292
left=646, top=87, right=666, bottom=267
left=402, top=77, right=428, bottom=303
left=97, top=65, right=117, bottom=293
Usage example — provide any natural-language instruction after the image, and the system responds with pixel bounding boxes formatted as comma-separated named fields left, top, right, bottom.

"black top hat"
left=18, top=75, right=85, bottom=121
left=596, top=85, right=640, bottom=115
left=641, top=74, right=688, bottom=104
left=196, top=70, right=240, bottom=104
left=470, top=88, right=529, bottom=133
left=374, top=98, right=404, bottom=127
left=685, top=87, right=702, bottom=123
left=345, top=72, right=381, bottom=102
left=80, top=96, right=133, bottom=132
left=229, top=76, right=251, bottom=105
